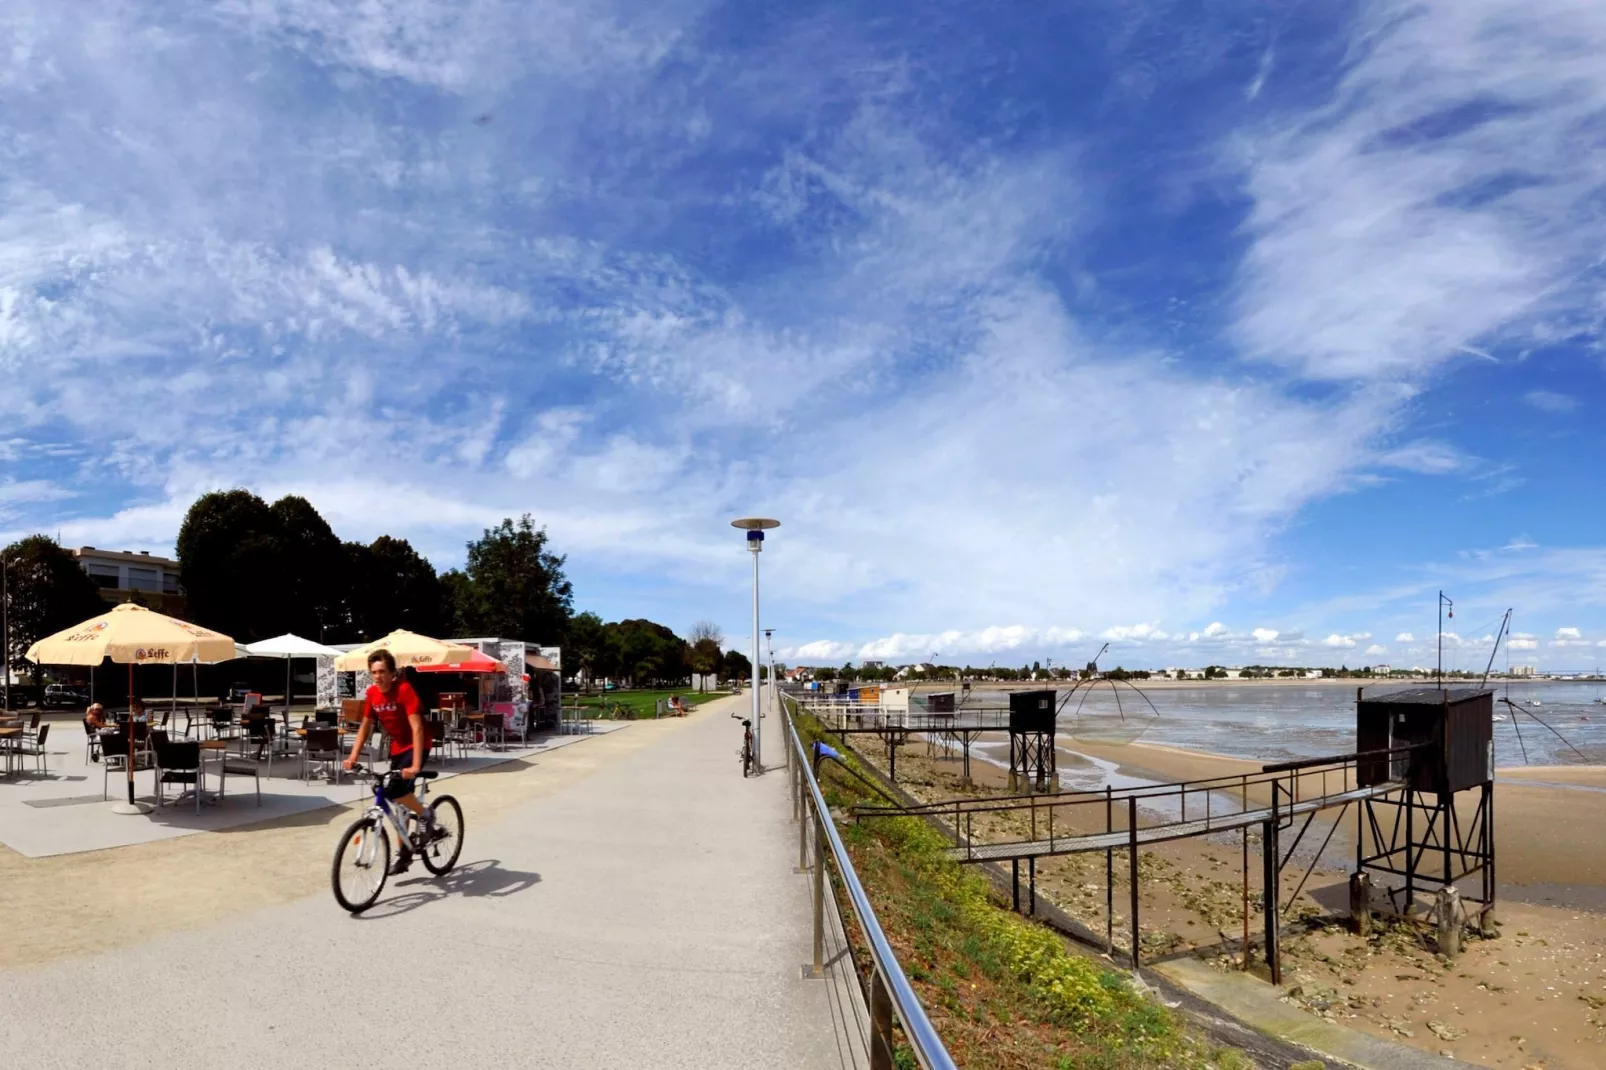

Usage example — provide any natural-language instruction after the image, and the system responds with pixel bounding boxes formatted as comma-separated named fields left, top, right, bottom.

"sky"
left=3, top=0, right=1606, bottom=672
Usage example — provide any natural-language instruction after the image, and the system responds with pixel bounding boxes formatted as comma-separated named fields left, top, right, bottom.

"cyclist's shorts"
left=384, top=748, right=432, bottom=801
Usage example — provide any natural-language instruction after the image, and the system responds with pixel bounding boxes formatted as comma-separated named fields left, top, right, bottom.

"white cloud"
left=1363, top=644, right=1388, bottom=656
left=1323, top=634, right=1357, bottom=649
left=1395, top=632, right=1415, bottom=643
left=1377, top=441, right=1463, bottom=475
left=1509, top=637, right=1538, bottom=650
left=1525, top=390, right=1578, bottom=413
left=1203, top=622, right=1229, bottom=637
left=790, top=639, right=856, bottom=662
left=1252, top=628, right=1280, bottom=642
left=1556, top=627, right=1582, bottom=639
left=1234, top=0, right=1606, bottom=382
left=1101, top=623, right=1167, bottom=642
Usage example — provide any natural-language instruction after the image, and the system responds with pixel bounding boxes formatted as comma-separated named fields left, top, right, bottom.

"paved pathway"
left=0, top=693, right=859, bottom=1068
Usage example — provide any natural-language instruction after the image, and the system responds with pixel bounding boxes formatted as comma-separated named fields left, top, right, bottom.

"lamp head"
left=732, top=516, right=778, bottom=553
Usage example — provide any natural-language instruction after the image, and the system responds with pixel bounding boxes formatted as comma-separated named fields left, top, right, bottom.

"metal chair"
left=12, top=723, right=49, bottom=776
left=102, top=730, right=154, bottom=799
left=481, top=712, right=506, bottom=752
left=219, top=755, right=262, bottom=806
left=209, top=708, right=238, bottom=743
left=82, top=718, right=102, bottom=763
left=301, top=727, right=343, bottom=784
left=153, top=738, right=204, bottom=814
left=242, top=716, right=276, bottom=776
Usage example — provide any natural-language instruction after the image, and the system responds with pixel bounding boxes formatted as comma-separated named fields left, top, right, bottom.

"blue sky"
left=2, top=0, right=1605, bottom=671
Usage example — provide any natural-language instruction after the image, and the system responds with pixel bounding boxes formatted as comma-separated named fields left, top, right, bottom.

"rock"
left=1428, top=1021, right=1466, bottom=1041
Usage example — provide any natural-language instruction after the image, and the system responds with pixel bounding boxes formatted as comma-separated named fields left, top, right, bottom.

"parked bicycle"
left=331, top=764, right=465, bottom=913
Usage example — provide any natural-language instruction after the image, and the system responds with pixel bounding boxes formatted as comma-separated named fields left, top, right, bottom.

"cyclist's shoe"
left=426, top=821, right=450, bottom=843
left=388, top=849, right=414, bottom=876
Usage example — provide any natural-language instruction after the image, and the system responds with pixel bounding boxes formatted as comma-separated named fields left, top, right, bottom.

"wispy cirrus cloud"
left=1234, top=0, right=1606, bottom=382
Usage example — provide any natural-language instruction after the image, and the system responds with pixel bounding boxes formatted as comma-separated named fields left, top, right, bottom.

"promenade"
left=0, top=692, right=862, bottom=1068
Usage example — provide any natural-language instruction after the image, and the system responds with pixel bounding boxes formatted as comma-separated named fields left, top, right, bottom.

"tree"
left=342, top=536, right=450, bottom=640
left=566, top=611, right=606, bottom=688
left=724, top=649, right=752, bottom=681
left=3, top=536, right=108, bottom=685
left=175, top=490, right=290, bottom=642
left=688, top=620, right=724, bottom=677
left=269, top=495, right=345, bottom=640
left=459, top=515, right=573, bottom=643
left=438, top=568, right=474, bottom=637
left=603, top=618, right=688, bottom=687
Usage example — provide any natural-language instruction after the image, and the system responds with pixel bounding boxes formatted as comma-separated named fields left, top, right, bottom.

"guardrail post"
left=797, top=759, right=809, bottom=873
left=870, top=968, right=894, bottom=1070
left=1128, top=796, right=1141, bottom=971
left=811, top=805, right=826, bottom=976
left=1105, top=786, right=1114, bottom=956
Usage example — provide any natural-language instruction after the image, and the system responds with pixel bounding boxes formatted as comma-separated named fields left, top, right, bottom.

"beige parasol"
left=333, top=630, right=476, bottom=671
left=26, top=602, right=237, bottom=666
left=25, top=603, right=238, bottom=813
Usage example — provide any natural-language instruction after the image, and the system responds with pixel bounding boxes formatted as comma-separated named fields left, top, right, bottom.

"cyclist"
left=343, top=649, right=444, bottom=874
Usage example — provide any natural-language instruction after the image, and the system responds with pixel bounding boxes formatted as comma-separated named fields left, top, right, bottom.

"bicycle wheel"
left=420, top=795, right=465, bottom=875
left=331, top=814, right=389, bottom=913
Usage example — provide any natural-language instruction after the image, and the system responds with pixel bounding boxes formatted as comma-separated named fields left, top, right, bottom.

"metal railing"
left=859, top=742, right=1425, bottom=860
left=785, top=697, right=958, bottom=1070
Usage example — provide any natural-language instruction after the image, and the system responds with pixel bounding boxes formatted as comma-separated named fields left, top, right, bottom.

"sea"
left=964, top=679, right=1606, bottom=771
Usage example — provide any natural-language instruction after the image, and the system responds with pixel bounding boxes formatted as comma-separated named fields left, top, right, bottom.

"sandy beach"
left=848, top=728, right=1606, bottom=1069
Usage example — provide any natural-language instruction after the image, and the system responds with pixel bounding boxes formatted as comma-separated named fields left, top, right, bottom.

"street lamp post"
left=731, top=517, right=779, bottom=771
left=765, top=628, right=776, bottom=719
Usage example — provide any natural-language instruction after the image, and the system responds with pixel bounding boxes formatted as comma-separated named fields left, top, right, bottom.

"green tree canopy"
left=3, top=536, right=108, bottom=683
left=459, top=515, right=574, bottom=643
left=724, top=648, right=753, bottom=681
left=565, top=611, right=606, bottom=683
left=343, top=536, right=450, bottom=641
left=270, top=494, right=345, bottom=639
left=175, top=490, right=291, bottom=642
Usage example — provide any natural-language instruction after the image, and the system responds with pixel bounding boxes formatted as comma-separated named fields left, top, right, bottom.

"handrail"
left=861, top=742, right=1424, bottom=821
left=785, top=698, right=958, bottom=1070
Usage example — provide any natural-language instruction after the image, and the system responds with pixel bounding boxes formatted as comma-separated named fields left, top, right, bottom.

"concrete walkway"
left=0, top=693, right=859, bottom=1068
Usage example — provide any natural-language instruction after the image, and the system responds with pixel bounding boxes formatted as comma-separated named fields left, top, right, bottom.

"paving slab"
left=0, top=724, right=624, bottom=857
left=0, top=693, right=857, bottom=1069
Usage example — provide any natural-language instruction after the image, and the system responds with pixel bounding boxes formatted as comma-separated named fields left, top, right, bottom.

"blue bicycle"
left=331, top=764, right=465, bottom=913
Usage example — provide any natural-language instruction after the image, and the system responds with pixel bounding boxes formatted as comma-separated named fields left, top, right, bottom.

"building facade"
left=71, top=547, right=185, bottom=614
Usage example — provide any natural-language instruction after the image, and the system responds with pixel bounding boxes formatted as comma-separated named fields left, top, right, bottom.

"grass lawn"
left=572, top=689, right=730, bottom=719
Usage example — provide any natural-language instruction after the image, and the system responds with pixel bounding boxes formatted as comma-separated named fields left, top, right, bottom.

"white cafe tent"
left=244, top=633, right=344, bottom=715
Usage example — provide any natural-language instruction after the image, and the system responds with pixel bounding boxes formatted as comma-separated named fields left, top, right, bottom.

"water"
left=964, top=680, right=1606, bottom=769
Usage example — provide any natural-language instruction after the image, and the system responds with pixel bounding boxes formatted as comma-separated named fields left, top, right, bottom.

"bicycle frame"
left=356, top=771, right=430, bottom=863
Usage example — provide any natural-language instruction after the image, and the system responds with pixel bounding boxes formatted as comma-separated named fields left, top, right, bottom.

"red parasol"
left=413, top=650, right=507, bottom=674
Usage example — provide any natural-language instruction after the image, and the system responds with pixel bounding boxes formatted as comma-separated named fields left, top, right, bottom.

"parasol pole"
left=127, top=662, right=136, bottom=807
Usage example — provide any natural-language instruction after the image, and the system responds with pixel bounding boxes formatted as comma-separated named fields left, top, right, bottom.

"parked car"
left=226, top=682, right=255, bottom=702
left=43, top=684, right=90, bottom=709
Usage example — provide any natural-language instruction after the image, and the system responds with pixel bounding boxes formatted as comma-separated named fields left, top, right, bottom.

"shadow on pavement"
left=354, top=858, right=543, bottom=920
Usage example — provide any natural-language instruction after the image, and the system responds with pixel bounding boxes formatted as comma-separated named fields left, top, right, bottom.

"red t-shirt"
left=364, top=681, right=428, bottom=756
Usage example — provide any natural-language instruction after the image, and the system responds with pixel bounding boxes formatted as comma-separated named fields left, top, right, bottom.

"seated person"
left=85, top=702, right=107, bottom=730
left=129, top=696, right=147, bottom=722
left=667, top=695, right=690, bottom=717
